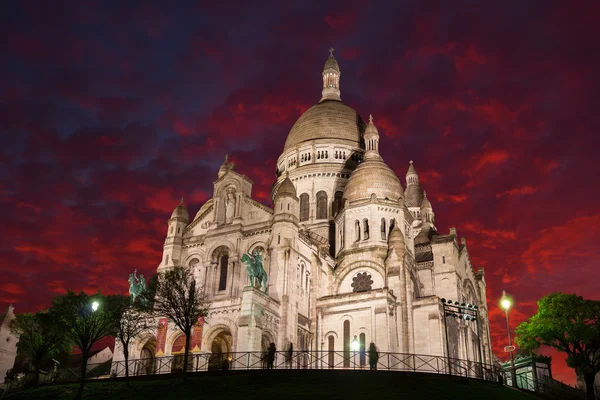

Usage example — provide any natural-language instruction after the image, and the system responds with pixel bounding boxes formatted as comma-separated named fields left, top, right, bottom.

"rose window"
left=351, top=272, right=373, bottom=293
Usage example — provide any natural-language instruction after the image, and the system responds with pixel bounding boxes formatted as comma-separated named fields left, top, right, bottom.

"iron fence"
left=48, top=351, right=504, bottom=384
left=4, top=350, right=587, bottom=400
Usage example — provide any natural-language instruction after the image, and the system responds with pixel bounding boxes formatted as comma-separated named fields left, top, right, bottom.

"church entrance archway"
left=137, top=337, right=156, bottom=375
left=208, top=330, right=232, bottom=370
left=170, top=333, right=193, bottom=373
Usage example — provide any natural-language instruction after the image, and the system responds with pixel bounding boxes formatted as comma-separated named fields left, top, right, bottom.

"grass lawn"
left=6, top=370, right=540, bottom=400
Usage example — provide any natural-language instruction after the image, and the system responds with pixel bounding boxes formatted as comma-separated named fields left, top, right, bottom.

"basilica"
left=113, top=50, right=493, bottom=371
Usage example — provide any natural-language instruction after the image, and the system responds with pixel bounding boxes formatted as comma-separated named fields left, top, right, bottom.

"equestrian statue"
left=128, top=269, right=147, bottom=304
left=241, top=249, right=268, bottom=293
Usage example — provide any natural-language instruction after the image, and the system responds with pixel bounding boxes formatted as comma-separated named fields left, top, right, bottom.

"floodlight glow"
left=91, top=301, right=99, bottom=312
left=501, top=298, right=511, bottom=311
left=351, top=336, right=360, bottom=352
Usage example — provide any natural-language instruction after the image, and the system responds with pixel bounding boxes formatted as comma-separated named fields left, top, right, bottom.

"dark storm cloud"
left=1, top=0, right=598, bottom=384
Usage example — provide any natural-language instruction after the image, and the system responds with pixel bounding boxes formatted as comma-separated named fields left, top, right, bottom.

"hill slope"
left=7, top=370, right=539, bottom=400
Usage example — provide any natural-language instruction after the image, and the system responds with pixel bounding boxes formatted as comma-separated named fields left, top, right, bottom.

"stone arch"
left=323, top=330, right=339, bottom=340
left=207, top=241, right=235, bottom=261
left=261, top=329, right=276, bottom=352
left=333, top=260, right=385, bottom=294
left=165, top=330, right=185, bottom=355
left=183, top=251, right=205, bottom=267
left=134, top=334, right=157, bottom=375
left=203, top=323, right=235, bottom=370
left=203, top=322, right=237, bottom=353
left=463, top=279, right=478, bottom=304
left=134, top=333, right=157, bottom=355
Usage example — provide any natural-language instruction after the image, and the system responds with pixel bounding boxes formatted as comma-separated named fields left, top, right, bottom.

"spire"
left=406, top=160, right=419, bottom=186
left=321, top=48, right=341, bottom=102
left=364, top=113, right=380, bottom=157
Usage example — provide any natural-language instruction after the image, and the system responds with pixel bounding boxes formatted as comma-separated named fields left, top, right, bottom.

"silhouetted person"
left=222, top=357, right=229, bottom=371
left=368, top=342, right=379, bottom=370
left=286, top=343, right=293, bottom=369
left=267, top=343, right=276, bottom=369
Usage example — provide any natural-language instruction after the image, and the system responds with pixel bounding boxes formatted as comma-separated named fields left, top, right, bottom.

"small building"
left=501, top=354, right=552, bottom=390
left=0, top=305, right=19, bottom=383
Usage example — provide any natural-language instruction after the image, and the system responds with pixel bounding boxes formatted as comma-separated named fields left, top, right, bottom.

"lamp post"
left=501, top=291, right=517, bottom=387
left=351, top=336, right=359, bottom=370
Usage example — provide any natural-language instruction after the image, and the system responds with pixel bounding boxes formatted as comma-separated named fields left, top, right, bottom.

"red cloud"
left=496, top=185, right=541, bottom=198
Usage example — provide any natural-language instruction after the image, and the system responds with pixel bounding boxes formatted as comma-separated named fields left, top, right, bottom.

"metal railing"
left=5, top=350, right=587, bottom=400
left=78, top=351, right=505, bottom=383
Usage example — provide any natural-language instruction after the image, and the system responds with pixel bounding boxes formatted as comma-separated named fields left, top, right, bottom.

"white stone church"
left=113, top=50, right=493, bottom=371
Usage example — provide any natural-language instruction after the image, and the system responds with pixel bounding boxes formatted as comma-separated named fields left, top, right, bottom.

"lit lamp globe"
left=91, top=301, right=99, bottom=312
left=351, top=336, right=360, bottom=352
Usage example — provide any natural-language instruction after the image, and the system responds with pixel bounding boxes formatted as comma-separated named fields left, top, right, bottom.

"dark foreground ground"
left=6, top=370, right=539, bottom=400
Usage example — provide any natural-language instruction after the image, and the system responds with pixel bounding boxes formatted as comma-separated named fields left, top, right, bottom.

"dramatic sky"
left=1, top=0, right=599, bottom=385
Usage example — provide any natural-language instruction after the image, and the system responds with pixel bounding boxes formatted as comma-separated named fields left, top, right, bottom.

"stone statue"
left=241, top=249, right=268, bottom=293
left=225, top=191, right=236, bottom=223
left=128, top=269, right=147, bottom=304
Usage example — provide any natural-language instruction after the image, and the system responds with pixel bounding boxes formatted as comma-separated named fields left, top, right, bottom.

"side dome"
left=344, top=152, right=404, bottom=203
left=282, top=100, right=366, bottom=152
left=171, top=199, right=189, bottom=222
left=275, top=173, right=297, bottom=198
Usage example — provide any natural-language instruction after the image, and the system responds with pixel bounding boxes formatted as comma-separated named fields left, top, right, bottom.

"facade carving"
left=112, top=50, right=493, bottom=371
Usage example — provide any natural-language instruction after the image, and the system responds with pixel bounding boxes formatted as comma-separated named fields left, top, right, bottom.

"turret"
left=320, top=48, right=341, bottom=102
left=420, top=191, right=435, bottom=226
left=273, top=173, right=299, bottom=224
left=160, top=198, right=188, bottom=270
left=364, top=114, right=379, bottom=154
left=405, top=161, right=424, bottom=219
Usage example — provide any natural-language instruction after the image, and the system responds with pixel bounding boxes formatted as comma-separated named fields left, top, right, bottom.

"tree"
left=9, top=311, right=68, bottom=387
left=515, top=293, right=600, bottom=400
left=113, top=294, right=152, bottom=383
left=144, top=266, right=208, bottom=378
left=49, top=291, right=119, bottom=399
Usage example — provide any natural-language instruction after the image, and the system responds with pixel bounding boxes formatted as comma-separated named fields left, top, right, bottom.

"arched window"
left=189, top=258, right=199, bottom=268
left=316, top=191, right=328, bottom=220
left=300, top=264, right=304, bottom=288
left=299, top=193, right=309, bottom=221
left=363, top=219, right=369, bottom=240
left=218, top=254, right=229, bottom=291
left=332, top=191, right=343, bottom=216
left=165, top=254, right=169, bottom=265
left=328, top=336, right=334, bottom=368
left=354, top=220, right=361, bottom=242
left=359, top=333, right=366, bottom=366
left=278, top=233, right=281, bottom=245
left=381, top=218, right=386, bottom=240
left=343, top=320, right=350, bottom=368
left=170, top=226, right=173, bottom=234
left=389, top=218, right=396, bottom=234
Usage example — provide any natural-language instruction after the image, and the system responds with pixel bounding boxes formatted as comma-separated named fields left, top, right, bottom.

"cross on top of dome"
left=329, top=47, right=334, bottom=56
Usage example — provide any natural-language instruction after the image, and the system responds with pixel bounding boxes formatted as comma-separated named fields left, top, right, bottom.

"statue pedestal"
left=236, top=287, right=280, bottom=356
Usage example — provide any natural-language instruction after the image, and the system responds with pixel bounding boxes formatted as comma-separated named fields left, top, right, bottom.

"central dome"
left=283, top=100, right=366, bottom=152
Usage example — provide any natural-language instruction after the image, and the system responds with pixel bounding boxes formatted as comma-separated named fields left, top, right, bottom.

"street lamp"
left=91, top=301, right=99, bottom=312
left=500, top=290, right=517, bottom=387
left=351, top=336, right=359, bottom=370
